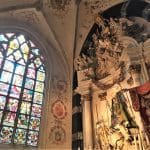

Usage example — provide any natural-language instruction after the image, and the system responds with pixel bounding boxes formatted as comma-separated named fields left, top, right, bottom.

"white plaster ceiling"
left=42, top=0, right=77, bottom=69
left=0, top=0, right=128, bottom=72
left=0, top=0, right=38, bottom=9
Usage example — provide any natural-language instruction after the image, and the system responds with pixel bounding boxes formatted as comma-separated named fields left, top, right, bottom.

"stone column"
left=81, top=94, right=93, bottom=150
left=72, top=94, right=83, bottom=150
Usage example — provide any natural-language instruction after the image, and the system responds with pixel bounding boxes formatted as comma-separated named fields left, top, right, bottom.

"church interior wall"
left=0, top=0, right=149, bottom=150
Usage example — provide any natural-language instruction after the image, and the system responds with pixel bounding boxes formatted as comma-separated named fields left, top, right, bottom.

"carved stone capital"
left=98, top=92, right=107, bottom=101
left=80, top=94, right=91, bottom=105
left=81, top=94, right=91, bottom=101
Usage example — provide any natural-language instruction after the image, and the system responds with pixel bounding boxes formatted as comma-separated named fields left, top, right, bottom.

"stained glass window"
left=0, top=32, right=45, bottom=147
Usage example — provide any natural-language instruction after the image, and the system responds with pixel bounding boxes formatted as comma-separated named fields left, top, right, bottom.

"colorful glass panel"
left=31, top=104, right=41, bottom=117
left=25, top=78, right=34, bottom=90
left=14, top=50, right=22, bottom=61
left=0, top=96, right=6, bottom=109
left=17, top=114, right=29, bottom=129
left=27, top=68, right=35, bottom=79
left=3, top=60, right=14, bottom=72
left=29, top=117, right=40, bottom=131
left=6, top=33, right=14, bottom=38
left=0, top=33, right=45, bottom=147
left=0, top=82, right=9, bottom=95
left=20, top=102, right=31, bottom=115
left=23, top=54, right=28, bottom=62
left=35, top=81, right=44, bottom=93
left=39, top=66, right=45, bottom=72
left=12, top=74, right=23, bottom=86
left=6, top=55, right=14, bottom=61
left=7, top=99, right=18, bottom=112
left=0, top=71, right=12, bottom=83
left=20, top=43, right=29, bottom=54
left=37, top=71, right=45, bottom=81
left=30, top=54, right=34, bottom=59
left=17, top=35, right=26, bottom=44
left=23, top=89, right=33, bottom=102
left=34, top=58, right=41, bottom=67
left=15, top=64, right=25, bottom=75
left=33, top=92, right=43, bottom=104
left=29, top=40, right=35, bottom=47
left=0, top=111, right=3, bottom=121
left=0, top=34, right=8, bottom=42
left=27, top=131, right=38, bottom=146
left=0, top=50, right=3, bottom=58
left=2, top=44, right=7, bottom=51
left=28, top=63, right=35, bottom=69
left=7, top=48, right=13, bottom=56
left=0, top=127, right=13, bottom=143
left=9, top=39, right=19, bottom=50
left=17, top=58, right=26, bottom=65
left=14, top=129, right=26, bottom=144
left=3, top=112, right=16, bottom=126
left=10, top=86, right=21, bottom=98
left=32, top=49, right=39, bottom=56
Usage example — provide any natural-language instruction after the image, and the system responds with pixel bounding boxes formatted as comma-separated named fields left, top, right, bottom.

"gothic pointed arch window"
left=0, top=32, right=46, bottom=146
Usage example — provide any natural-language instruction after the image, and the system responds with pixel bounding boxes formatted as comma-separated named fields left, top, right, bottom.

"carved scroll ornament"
left=74, top=15, right=148, bottom=90
left=75, top=17, right=126, bottom=89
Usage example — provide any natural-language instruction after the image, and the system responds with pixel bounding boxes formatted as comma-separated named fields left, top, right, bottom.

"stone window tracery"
left=0, top=32, right=46, bottom=146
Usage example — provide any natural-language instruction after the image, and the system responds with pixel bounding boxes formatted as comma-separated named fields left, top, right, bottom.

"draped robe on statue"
left=111, top=92, right=137, bottom=128
left=130, top=81, right=150, bottom=140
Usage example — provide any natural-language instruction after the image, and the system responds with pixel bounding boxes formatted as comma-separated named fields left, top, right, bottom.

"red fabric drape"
left=129, top=89, right=140, bottom=111
left=136, top=81, right=150, bottom=140
left=136, top=81, right=150, bottom=95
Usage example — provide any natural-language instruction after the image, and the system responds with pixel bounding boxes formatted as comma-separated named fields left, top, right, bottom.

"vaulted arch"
left=0, top=18, right=70, bottom=149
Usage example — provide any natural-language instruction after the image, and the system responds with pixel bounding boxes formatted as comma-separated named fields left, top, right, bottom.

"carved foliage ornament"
left=74, top=15, right=148, bottom=89
left=50, top=0, right=71, bottom=10
left=75, top=16, right=126, bottom=89
left=51, top=100, right=67, bottom=120
left=45, top=0, right=71, bottom=17
left=49, top=126, right=66, bottom=144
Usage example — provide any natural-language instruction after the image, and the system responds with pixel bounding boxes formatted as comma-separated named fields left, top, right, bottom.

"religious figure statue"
left=75, top=2, right=150, bottom=149
left=95, top=92, right=139, bottom=149
left=74, top=54, right=93, bottom=71
left=96, top=120, right=110, bottom=150
left=96, top=120, right=132, bottom=150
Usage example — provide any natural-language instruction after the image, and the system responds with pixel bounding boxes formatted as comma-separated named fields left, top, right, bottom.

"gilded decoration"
left=74, top=1, right=150, bottom=149
left=74, top=11, right=150, bottom=90
left=75, top=16, right=126, bottom=89
left=44, top=0, right=71, bottom=17
left=95, top=91, right=145, bottom=150
left=49, top=126, right=66, bottom=144
left=51, top=100, right=67, bottom=120
left=50, top=76, right=68, bottom=145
